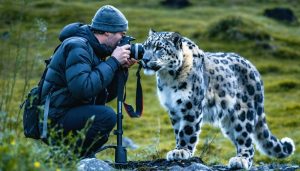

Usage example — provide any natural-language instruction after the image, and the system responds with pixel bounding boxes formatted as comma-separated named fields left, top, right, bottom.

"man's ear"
left=149, top=28, right=156, bottom=36
left=170, top=32, right=182, bottom=50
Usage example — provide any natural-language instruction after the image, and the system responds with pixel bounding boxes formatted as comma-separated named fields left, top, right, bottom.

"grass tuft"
left=266, top=80, right=300, bottom=92
left=206, top=16, right=271, bottom=42
left=272, top=46, right=300, bottom=60
left=258, top=65, right=281, bottom=75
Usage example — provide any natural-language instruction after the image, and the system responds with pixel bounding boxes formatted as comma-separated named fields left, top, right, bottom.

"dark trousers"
left=53, top=105, right=117, bottom=158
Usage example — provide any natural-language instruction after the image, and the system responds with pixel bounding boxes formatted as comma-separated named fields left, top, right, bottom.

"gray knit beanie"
left=91, top=5, right=128, bottom=32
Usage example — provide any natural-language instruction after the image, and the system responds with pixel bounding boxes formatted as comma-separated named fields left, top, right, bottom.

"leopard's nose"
left=141, top=58, right=149, bottom=68
left=141, top=51, right=152, bottom=66
left=142, top=58, right=150, bottom=64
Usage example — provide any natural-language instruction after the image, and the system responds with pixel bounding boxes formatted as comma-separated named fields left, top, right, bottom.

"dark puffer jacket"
left=41, top=23, right=123, bottom=120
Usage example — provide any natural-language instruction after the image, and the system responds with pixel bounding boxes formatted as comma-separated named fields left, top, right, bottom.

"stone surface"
left=122, top=137, right=139, bottom=150
left=79, top=157, right=299, bottom=171
left=108, top=157, right=300, bottom=171
left=168, top=162, right=212, bottom=171
left=161, top=0, right=191, bottom=8
left=77, top=158, right=114, bottom=171
left=264, top=7, right=298, bottom=23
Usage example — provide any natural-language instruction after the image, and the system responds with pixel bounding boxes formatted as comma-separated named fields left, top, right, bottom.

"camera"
left=118, top=35, right=144, bottom=60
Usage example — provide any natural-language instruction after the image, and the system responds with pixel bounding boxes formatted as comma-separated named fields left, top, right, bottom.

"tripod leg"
left=115, top=145, right=127, bottom=164
left=115, top=70, right=128, bottom=164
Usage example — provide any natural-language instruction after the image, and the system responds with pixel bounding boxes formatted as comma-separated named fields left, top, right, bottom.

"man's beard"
left=97, top=43, right=114, bottom=59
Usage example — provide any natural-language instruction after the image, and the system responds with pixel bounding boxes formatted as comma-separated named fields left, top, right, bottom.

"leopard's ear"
left=170, top=32, right=182, bottom=49
left=149, top=28, right=156, bottom=36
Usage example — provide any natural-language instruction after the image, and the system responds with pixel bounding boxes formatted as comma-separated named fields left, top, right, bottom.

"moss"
left=258, top=65, right=281, bottom=75
left=272, top=46, right=300, bottom=60
left=278, top=81, right=299, bottom=90
left=267, top=80, right=300, bottom=92
left=206, top=16, right=272, bottom=41
left=285, top=104, right=300, bottom=111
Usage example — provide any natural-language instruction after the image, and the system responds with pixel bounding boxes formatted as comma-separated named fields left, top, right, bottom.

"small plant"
left=199, top=134, right=217, bottom=159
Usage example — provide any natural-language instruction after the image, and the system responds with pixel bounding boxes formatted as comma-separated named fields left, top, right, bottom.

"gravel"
left=109, top=157, right=299, bottom=171
left=78, top=157, right=299, bottom=171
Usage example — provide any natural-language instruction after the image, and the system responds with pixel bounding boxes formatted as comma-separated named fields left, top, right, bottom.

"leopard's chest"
left=157, top=82, right=191, bottom=111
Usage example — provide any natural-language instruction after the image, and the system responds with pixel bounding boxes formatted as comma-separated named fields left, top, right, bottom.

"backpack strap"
left=40, top=87, right=68, bottom=139
left=41, top=93, right=51, bottom=139
left=41, top=37, right=86, bottom=140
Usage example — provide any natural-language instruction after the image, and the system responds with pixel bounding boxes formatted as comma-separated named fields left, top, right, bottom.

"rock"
left=95, top=156, right=299, bottom=171
left=168, top=162, right=212, bottom=171
left=210, top=165, right=230, bottom=171
left=77, top=158, right=114, bottom=171
left=122, top=137, right=139, bottom=150
left=161, top=0, right=191, bottom=8
left=109, top=157, right=206, bottom=170
left=107, top=157, right=300, bottom=171
left=264, top=7, right=298, bottom=23
left=253, top=163, right=300, bottom=171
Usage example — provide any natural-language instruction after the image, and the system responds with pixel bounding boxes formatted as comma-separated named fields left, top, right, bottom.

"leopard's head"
left=142, top=29, right=183, bottom=75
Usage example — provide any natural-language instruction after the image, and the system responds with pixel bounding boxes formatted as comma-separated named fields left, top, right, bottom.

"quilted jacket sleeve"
left=65, top=39, right=120, bottom=100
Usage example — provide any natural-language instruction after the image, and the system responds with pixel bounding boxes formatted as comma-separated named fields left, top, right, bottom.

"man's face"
left=105, top=31, right=126, bottom=49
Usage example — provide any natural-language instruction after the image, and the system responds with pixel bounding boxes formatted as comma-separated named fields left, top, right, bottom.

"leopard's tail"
left=253, top=111, right=295, bottom=158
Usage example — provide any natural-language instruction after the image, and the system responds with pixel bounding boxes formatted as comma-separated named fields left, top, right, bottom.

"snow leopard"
left=141, top=30, right=295, bottom=169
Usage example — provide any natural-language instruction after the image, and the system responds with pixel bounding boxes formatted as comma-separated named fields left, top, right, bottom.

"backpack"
left=21, top=45, right=62, bottom=142
left=21, top=37, right=86, bottom=141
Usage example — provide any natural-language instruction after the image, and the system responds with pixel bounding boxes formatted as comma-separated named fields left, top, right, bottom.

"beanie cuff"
left=91, top=21, right=128, bottom=32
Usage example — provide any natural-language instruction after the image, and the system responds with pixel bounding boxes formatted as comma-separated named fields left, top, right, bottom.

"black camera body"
left=118, top=36, right=144, bottom=60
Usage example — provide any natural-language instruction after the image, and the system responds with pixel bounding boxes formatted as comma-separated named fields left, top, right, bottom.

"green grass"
left=0, top=0, right=299, bottom=170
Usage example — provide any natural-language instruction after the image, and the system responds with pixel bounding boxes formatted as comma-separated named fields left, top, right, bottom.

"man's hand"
left=122, top=58, right=137, bottom=68
left=111, top=44, right=131, bottom=65
left=111, top=44, right=137, bottom=68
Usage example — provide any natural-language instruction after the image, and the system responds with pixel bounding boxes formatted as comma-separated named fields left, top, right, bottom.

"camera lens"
left=130, top=43, right=144, bottom=60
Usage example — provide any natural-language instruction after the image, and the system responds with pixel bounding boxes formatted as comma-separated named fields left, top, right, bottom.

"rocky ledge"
left=77, top=157, right=299, bottom=171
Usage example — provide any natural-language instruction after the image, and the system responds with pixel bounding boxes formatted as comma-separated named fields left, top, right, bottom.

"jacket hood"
left=59, top=22, right=113, bottom=59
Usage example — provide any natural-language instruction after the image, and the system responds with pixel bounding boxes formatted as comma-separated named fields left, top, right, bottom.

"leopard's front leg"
left=167, top=110, right=203, bottom=161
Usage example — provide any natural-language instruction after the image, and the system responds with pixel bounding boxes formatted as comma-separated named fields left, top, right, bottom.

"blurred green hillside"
left=0, top=0, right=299, bottom=170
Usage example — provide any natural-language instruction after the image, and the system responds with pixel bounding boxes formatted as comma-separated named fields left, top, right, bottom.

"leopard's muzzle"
left=141, top=51, right=161, bottom=71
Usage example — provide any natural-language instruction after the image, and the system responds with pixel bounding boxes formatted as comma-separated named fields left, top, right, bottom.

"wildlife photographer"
left=41, top=5, right=136, bottom=159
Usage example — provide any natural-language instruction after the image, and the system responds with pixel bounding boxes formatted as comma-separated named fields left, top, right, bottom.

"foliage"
left=0, top=0, right=299, bottom=170
left=206, top=16, right=272, bottom=41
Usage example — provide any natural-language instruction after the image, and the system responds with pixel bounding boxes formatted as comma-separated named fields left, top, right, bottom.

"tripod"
left=96, top=63, right=143, bottom=167
left=96, top=69, right=128, bottom=166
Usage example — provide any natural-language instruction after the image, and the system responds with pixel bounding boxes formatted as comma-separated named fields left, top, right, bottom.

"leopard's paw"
left=228, top=156, right=251, bottom=170
left=166, top=149, right=192, bottom=161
